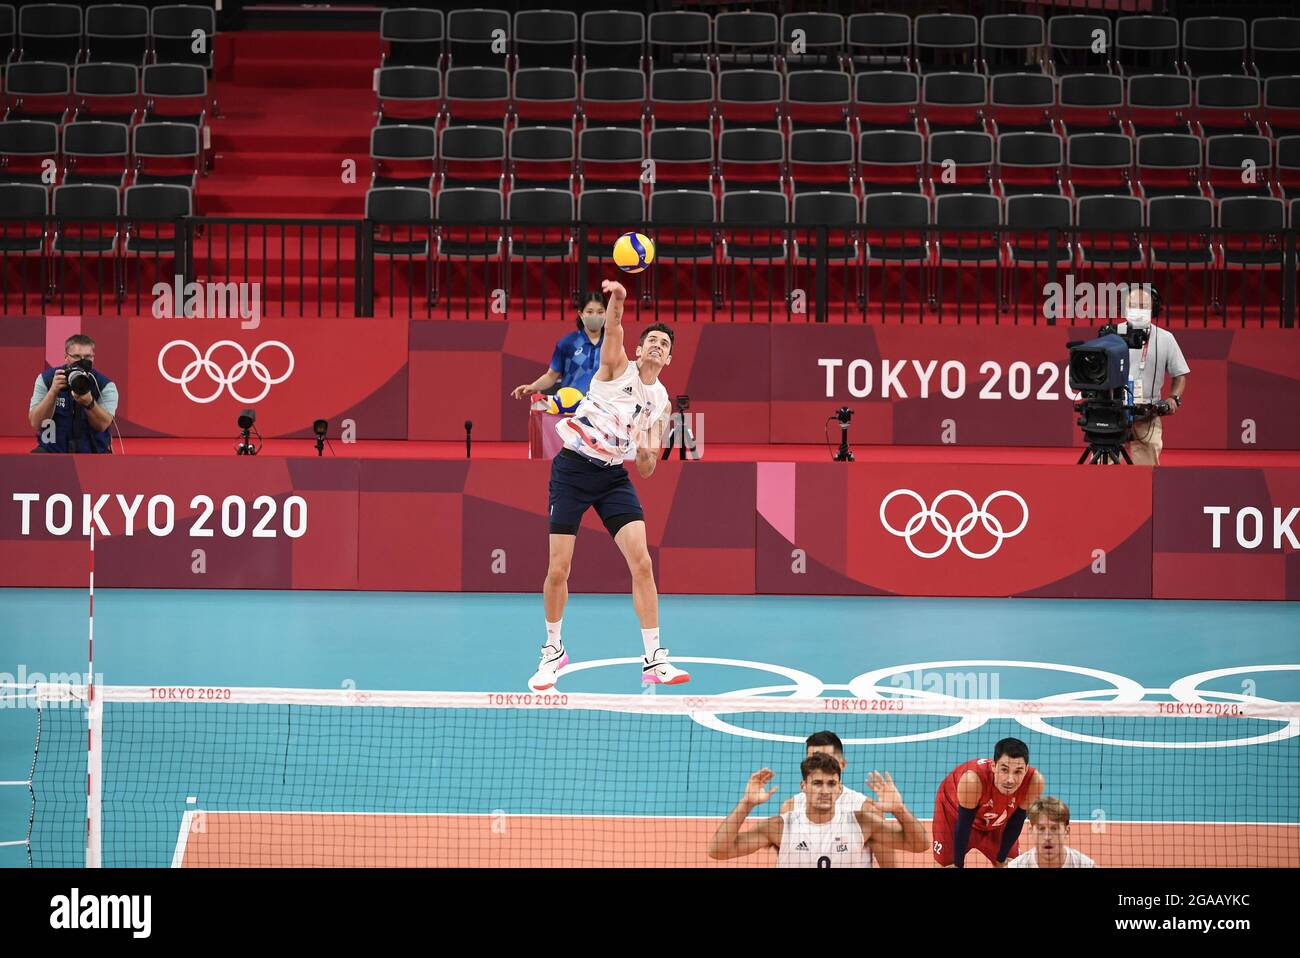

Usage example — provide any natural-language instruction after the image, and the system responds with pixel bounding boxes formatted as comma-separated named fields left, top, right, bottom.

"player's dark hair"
left=993, top=738, right=1030, bottom=764
left=575, top=291, right=605, bottom=330
left=65, top=334, right=95, bottom=352
left=805, top=731, right=844, bottom=756
left=639, top=322, right=674, bottom=353
left=800, top=751, right=841, bottom=781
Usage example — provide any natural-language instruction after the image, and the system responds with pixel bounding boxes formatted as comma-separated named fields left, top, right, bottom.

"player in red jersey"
left=932, top=737, right=1045, bottom=868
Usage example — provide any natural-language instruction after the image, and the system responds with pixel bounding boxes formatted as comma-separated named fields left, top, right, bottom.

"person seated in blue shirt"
left=511, top=292, right=606, bottom=401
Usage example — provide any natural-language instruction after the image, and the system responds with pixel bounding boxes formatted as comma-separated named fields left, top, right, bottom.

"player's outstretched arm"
left=708, top=769, right=782, bottom=860
left=859, top=771, right=929, bottom=854
left=595, top=279, right=628, bottom=383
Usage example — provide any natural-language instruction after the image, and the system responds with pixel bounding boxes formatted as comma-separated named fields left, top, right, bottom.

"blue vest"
left=37, top=367, right=114, bottom=453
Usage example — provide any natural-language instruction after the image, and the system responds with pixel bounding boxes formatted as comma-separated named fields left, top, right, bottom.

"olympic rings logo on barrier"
left=556, top=658, right=1299, bottom=749
left=158, top=340, right=295, bottom=405
left=879, top=490, right=1030, bottom=559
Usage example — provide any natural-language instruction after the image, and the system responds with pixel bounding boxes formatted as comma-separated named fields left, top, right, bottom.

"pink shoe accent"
left=557, top=654, right=569, bottom=670
left=642, top=671, right=691, bottom=685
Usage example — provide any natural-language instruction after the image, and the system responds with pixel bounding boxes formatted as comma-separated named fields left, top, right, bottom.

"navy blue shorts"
left=548, top=449, right=644, bottom=536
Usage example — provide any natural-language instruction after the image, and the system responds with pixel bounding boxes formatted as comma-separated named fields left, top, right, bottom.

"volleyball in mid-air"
left=612, top=232, right=655, bottom=273
left=546, top=386, right=585, bottom=416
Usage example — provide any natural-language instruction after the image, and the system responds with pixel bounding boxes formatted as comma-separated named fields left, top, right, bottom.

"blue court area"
left=1, top=589, right=1297, bottom=867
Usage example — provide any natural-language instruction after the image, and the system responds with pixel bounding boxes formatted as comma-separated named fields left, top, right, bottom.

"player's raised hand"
left=743, top=768, right=777, bottom=807
left=865, top=770, right=903, bottom=815
left=601, top=279, right=627, bottom=302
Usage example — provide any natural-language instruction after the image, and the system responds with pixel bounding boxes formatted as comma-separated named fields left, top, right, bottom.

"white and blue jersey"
left=555, top=361, right=670, bottom=467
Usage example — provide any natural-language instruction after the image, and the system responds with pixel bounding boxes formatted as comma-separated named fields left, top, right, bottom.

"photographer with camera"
left=28, top=335, right=118, bottom=454
left=1122, top=286, right=1188, bottom=466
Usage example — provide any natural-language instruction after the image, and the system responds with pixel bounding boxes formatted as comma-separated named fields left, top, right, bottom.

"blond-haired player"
left=1007, top=797, right=1097, bottom=869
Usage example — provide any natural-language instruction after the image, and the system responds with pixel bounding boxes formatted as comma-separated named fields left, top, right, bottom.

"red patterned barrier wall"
left=754, top=463, right=1153, bottom=598
left=7, top=455, right=1296, bottom=599
left=0, top=456, right=756, bottom=595
left=0, top=454, right=1167, bottom=599
left=1153, top=468, right=1300, bottom=600
left=6, top=319, right=1299, bottom=449
left=770, top=326, right=1300, bottom=449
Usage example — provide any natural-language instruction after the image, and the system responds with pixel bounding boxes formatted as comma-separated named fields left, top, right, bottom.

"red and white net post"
left=86, top=527, right=102, bottom=868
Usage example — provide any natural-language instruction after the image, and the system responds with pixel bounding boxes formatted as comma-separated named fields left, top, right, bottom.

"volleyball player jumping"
left=528, top=279, right=689, bottom=691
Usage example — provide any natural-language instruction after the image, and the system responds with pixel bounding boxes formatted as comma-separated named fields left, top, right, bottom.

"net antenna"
left=87, top=527, right=102, bottom=868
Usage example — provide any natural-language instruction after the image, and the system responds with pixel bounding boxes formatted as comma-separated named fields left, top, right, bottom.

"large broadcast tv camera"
left=1067, top=316, right=1173, bottom=466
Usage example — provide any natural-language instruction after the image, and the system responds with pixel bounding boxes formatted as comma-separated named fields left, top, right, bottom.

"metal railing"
left=1, top=215, right=1294, bottom=327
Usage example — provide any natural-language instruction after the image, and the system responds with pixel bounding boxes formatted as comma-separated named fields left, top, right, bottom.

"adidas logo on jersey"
left=795, top=841, right=809, bottom=851
left=622, top=386, right=633, bottom=394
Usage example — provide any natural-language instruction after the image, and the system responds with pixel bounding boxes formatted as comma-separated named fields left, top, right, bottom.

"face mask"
left=1125, top=308, right=1152, bottom=330
left=581, top=313, right=605, bottom=334
left=69, top=358, right=93, bottom=372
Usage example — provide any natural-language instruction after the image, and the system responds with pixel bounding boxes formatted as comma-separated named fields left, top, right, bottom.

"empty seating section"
left=357, top=8, right=1300, bottom=257
left=7, top=6, right=1300, bottom=320
left=319, top=7, right=1300, bottom=319
left=0, top=2, right=213, bottom=295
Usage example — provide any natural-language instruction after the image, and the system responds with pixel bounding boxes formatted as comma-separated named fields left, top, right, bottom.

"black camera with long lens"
left=64, top=358, right=95, bottom=396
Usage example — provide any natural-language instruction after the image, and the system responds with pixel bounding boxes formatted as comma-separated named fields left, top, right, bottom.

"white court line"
left=180, top=810, right=1300, bottom=826
left=166, top=811, right=1299, bottom=867
left=171, top=810, right=195, bottom=869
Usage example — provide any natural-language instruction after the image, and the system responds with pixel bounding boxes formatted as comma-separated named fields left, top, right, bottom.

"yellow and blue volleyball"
left=612, top=232, right=655, bottom=273
left=546, top=386, right=585, bottom=416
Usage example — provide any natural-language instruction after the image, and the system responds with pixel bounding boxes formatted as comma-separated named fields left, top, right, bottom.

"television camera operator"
left=1117, top=286, right=1189, bottom=466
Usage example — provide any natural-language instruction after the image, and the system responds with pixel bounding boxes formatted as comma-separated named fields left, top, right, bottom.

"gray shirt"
left=1128, top=326, right=1189, bottom=402
left=30, top=375, right=119, bottom=417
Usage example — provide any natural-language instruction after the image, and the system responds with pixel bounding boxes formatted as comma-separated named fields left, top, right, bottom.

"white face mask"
left=1125, top=307, right=1152, bottom=329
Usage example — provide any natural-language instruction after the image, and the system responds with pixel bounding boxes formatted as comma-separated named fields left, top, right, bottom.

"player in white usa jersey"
left=529, top=279, right=688, bottom=691
left=708, top=753, right=929, bottom=867
left=1007, top=797, right=1098, bottom=869
left=780, top=730, right=903, bottom=867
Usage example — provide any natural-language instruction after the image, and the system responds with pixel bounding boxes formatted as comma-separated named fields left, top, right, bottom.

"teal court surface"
left=0, top=590, right=1297, bottom=867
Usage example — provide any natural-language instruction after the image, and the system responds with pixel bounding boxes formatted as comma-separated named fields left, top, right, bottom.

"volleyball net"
left=16, top=685, right=1300, bottom=868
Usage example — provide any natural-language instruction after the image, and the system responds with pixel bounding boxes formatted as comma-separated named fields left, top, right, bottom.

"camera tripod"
left=660, top=402, right=699, bottom=461
left=1078, top=443, right=1133, bottom=465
